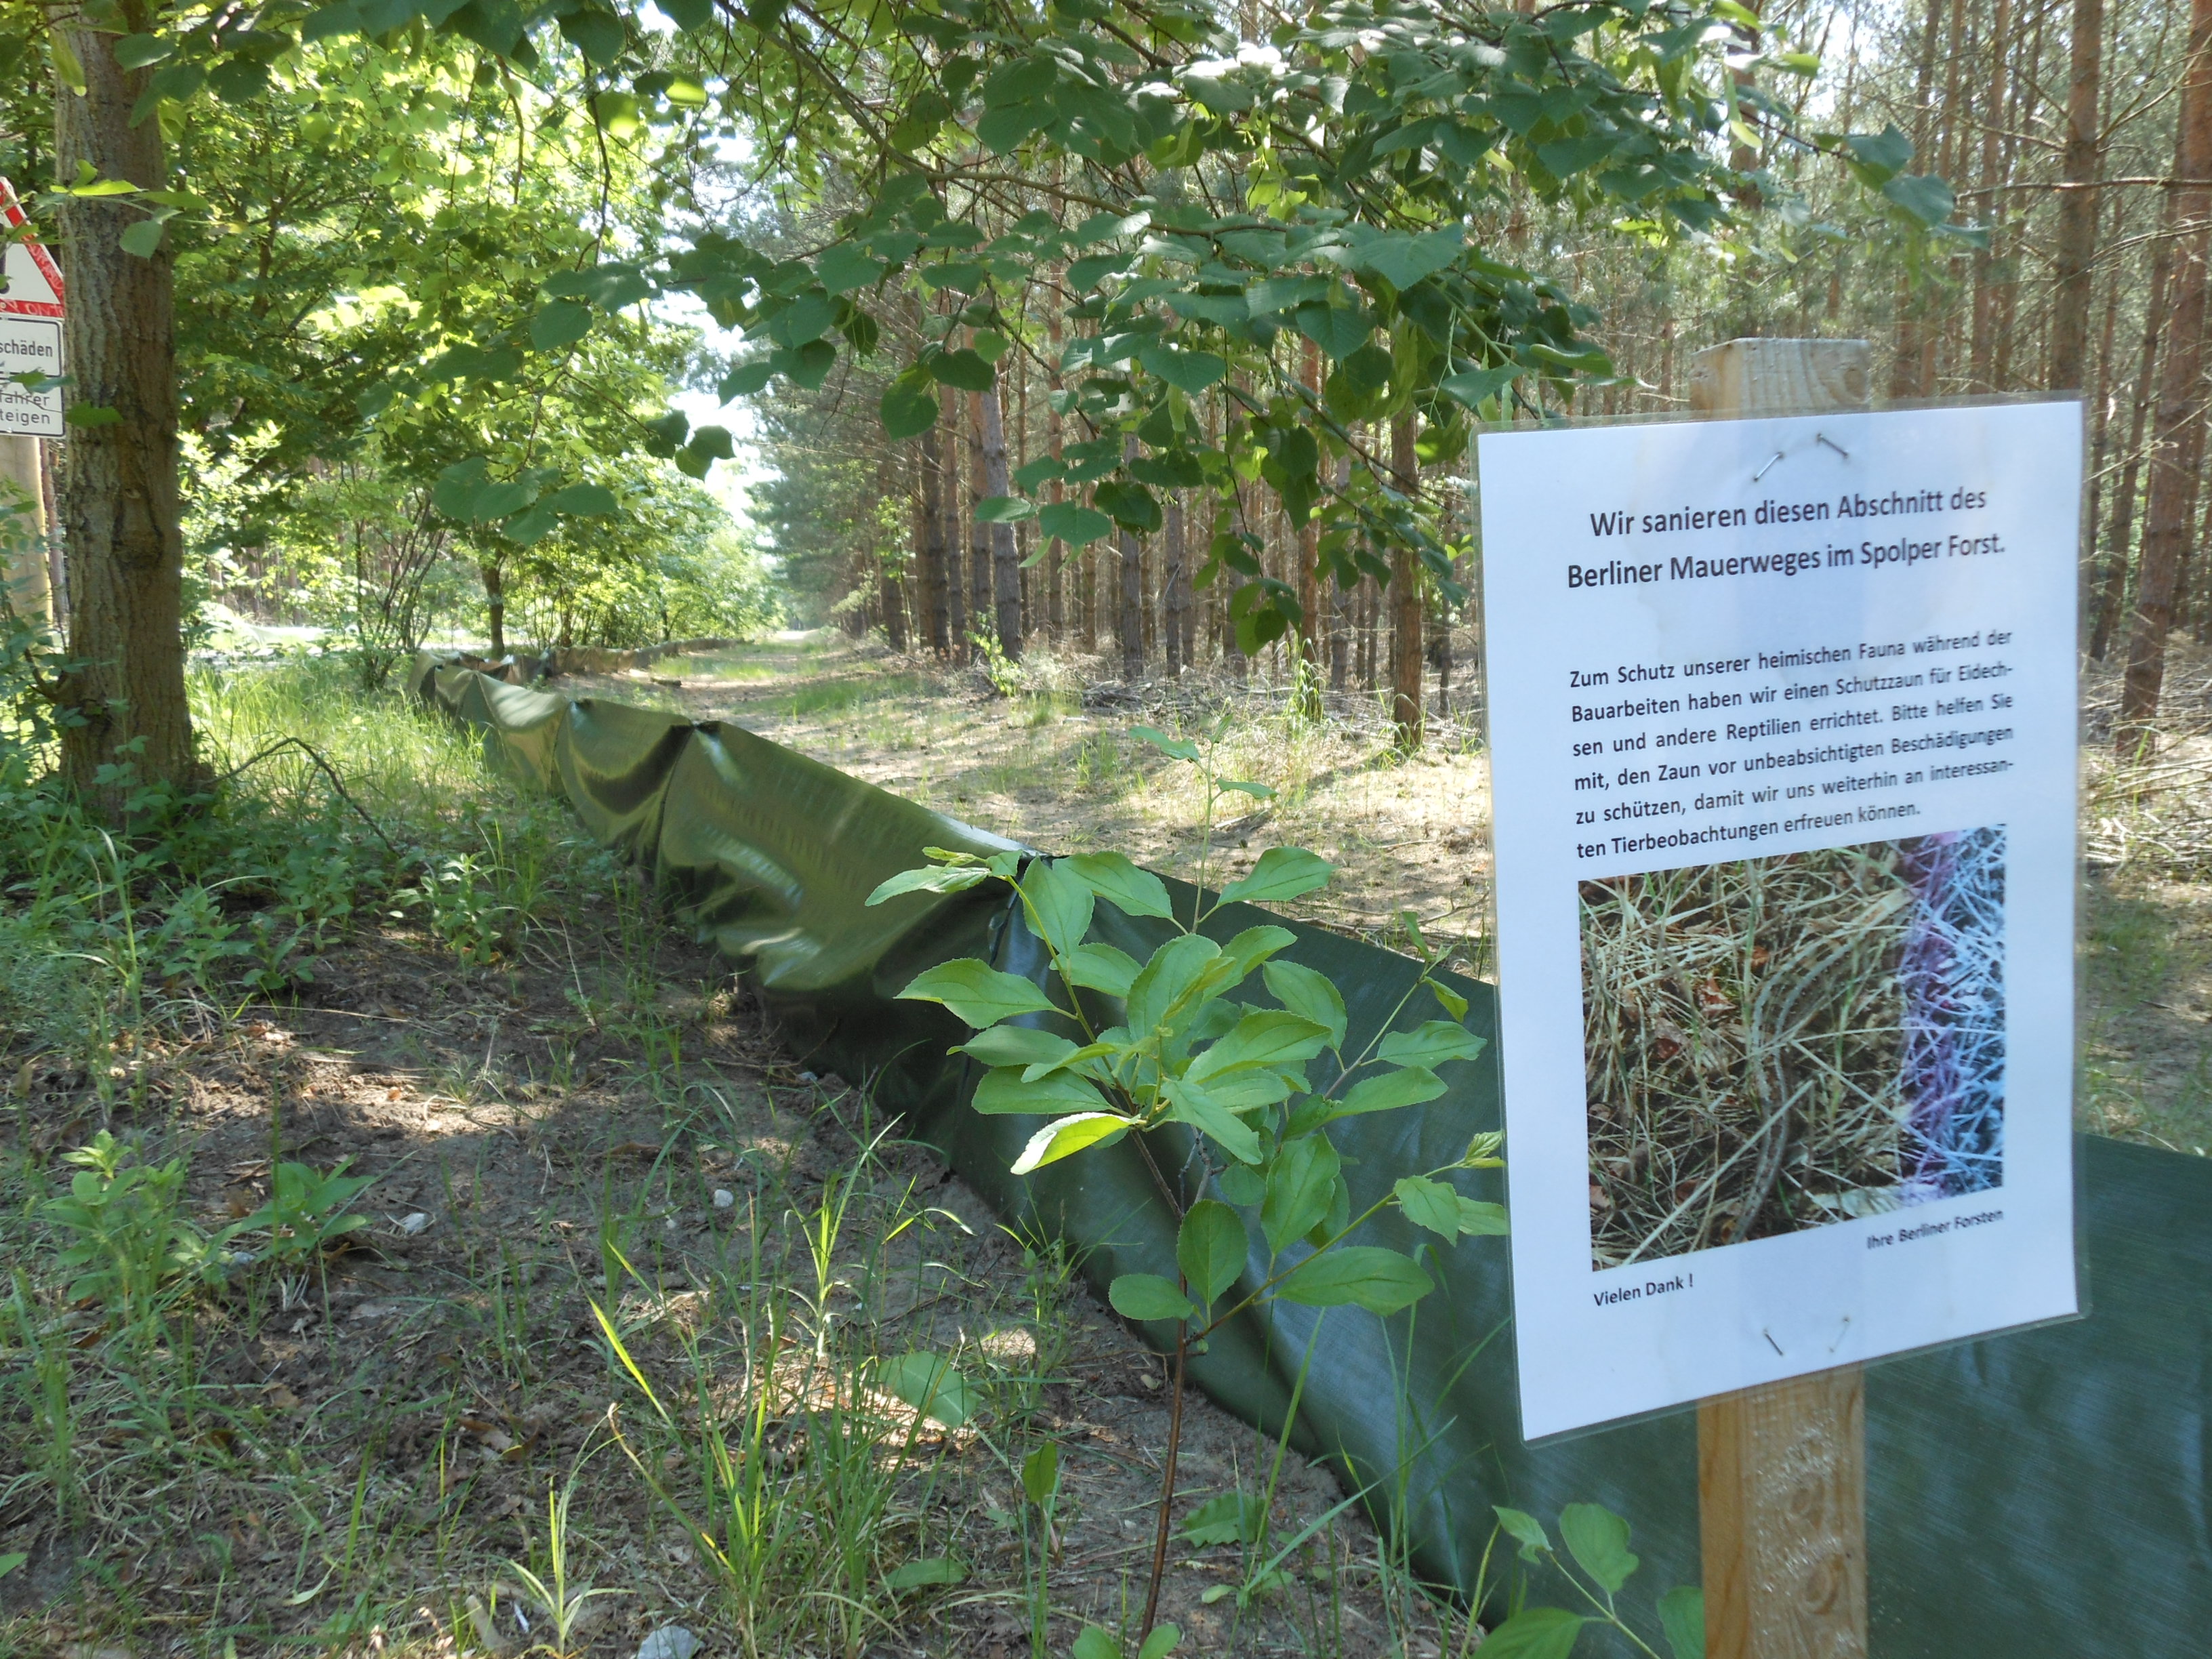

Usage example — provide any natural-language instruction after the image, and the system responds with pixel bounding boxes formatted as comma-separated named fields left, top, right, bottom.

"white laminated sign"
left=1475, top=401, right=2082, bottom=1441
left=0, top=177, right=64, bottom=440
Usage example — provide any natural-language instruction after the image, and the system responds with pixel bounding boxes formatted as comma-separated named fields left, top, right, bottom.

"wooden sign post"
left=1689, top=337, right=1872, bottom=1659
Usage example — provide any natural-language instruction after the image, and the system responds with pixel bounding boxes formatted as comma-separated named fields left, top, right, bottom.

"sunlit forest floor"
left=581, top=628, right=2212, bottom=1158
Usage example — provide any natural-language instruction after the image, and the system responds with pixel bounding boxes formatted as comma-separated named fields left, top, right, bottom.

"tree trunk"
left=1968, top=0, right=2013, bottom=392
left=2091, top=203, right=2173, bottom=661
left=2048, top=0, right=2105, bottom=391
left=54, top=7, right=193, bottom=805
left=918, top=424, right=949, bottom=655
left=2120, top=0, right=2212, bottom=752
left=1893, top=0, right=1948, bottom=398
left=939, top=386, right=966, bottom=653
left=1164, top=494, right=1185, bottom=678
left=480, top=560, right=506, bottom=656
left=1389, top=411, right=1424, bottom=749
left=1046, top=306, right=1065, bottom=642
left=965, top=392, right=991, bottom=647
left=980, top=380, right=1020, bottom=659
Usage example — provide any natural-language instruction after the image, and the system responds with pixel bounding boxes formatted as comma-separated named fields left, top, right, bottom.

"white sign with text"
left=1477, top=401, right=2081, bottom=1441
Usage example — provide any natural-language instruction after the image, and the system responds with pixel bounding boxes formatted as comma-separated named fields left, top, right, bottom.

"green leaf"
left=1130, top=723, right=1202, bottom=762
left=1262, top=1136, right=1340, bottom=1254
left=544, top=483, right=617, bottom=516
left=0, top=1551, right=22, bottom=1578
left=1659, top=1585, right=1706, bottom=1659
left=897, top=959, right=1057, bottom=1027
left=775, top=340, right=839, bottom=389
left=64, top=403, right=121, bottom=428
left=1177, top=1200, right=1247, bottom=1305
left=1094, top=478, right=1161, bottom=532
left=972, top=1066, right=1107, bottom=1117
left=1494, top=1506, right=1551, bottom=1562
left=865, top=863, right=989, bottom=905
left=119, top=220, right=164, bottom=258
left=1136, top=1626, right=1181, bottom=1659
left=1883, top=173, right=1956, bottom=227
left=1060, top=943, right=1141, bottom=997
left=207, top=57, right=271, bottom=103
left=1456, top=1198, right=1509, bottom=1236
left=1221, top=924, right=1296, bottom=979
left=528, top=300, right=594, bottom=350
left=1021, top=1440, right=1061, bottom=1505
left=1843, top=124, right=1912, bottom=182
left=1376, top=1021, right=1487, bottom=1069
left=1021, top=859, right=1094, bottom=956
left=1011, top=1111, right=1137, bottom=1174
left=1332, top=1065, right=1445, bottom=1118
left=1219, top=848, right=1334, bottom=905
left=1188, top=1010, right=1330, bottom=1087
left=1038, top=501, right=1114, bottom=547
left=1430, top=980, right=1470, bottom=1021
left=882, top=381, right=940, bottom=439
left=879, top=1352, right=977, bottom=1427
left=819, top=242, right=888, bottom=294
left=1292, top=301, right=1370, bottom=360
left=1065, top=852, right=1174, bottom=920
left=1162, top=1078, right=1263, bottom=1164
left=114, top=34, right=173, bottom=68
left=1178, top=1491, right=1265, bottom=1545
left=660, top=0, right=714, bottom=28
left=1128, top=934, right=1223, bottom=1032
left=958, top=1025, right=1076, bottom=1069
left=1351, top=226, right=1462, bottom=289
left=1559, top=1503, right=1639, bottom=1594
left=886, top=1555, right=967, bottom=1591
left=1072, top=1629, right=1122, bottom=1659
left=1137, top=342, right=1228, bottom=392
left=1263, top=962, right=1347, bottom=1053
left=974, top=494, right=1037, bottom=523
left=558, top=8, right=626, bottom=68
left=1441, top=365, right=1520, bottom=409
left=1476, top=1607, right=1588, bottom=1659
left=1393, top=1176, right=1465, bottom=1240
left=1276, top=1246, right=1433, bottom=1314
left=1109, top=1272, right=1195, bottom=1324
left=929, top=348, right=996, bottom=390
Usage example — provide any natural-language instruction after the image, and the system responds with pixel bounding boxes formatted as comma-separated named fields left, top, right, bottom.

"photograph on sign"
left=1476, top=400, right=2079, bottom=1441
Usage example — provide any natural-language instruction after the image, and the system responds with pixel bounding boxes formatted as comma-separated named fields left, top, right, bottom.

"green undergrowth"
left=0, top=643, right=1690, bottom=1658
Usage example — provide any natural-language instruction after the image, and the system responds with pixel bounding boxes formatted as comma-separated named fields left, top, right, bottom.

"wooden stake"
left=1687, top=337, right=1871, bottom=1659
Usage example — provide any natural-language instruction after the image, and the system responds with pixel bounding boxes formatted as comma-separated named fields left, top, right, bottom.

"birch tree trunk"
left=54, top=4, right=194, bottom=806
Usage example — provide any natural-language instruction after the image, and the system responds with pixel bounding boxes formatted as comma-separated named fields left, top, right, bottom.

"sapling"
left=867, top=726, right=1504, bottom=1640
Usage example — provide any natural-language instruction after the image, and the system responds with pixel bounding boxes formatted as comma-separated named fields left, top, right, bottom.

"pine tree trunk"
left=1164, top=495, right=1185, bottom=677
left=481, top=562, right=506, bottom=656
left=2091, top=203, right=2173, bottom=661
left=919, top=425, right=949, bottom=655
left=2120, top=0, right=2212, bottom=751
left=54, top=8, right=193, bottom=806
left=939, top=386, right=966, bottom=653
left=1046, top=305, right=1065, bottom=641
left=1389, top=411, right=1424, bottom=749
left=981, top=380, right=1020, bottom=659
left=2048, top=0, right=2106, bottom=391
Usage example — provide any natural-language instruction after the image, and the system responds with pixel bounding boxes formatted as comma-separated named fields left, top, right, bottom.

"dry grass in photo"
left=1581, top=831, right=2007, bottom=1269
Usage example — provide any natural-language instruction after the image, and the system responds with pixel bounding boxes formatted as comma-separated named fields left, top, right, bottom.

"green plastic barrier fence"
left=411, top=654, right=2211, bottom=1656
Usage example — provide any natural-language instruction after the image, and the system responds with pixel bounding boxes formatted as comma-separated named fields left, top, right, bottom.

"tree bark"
left=1389, top=411, right=1424, bottom=749
left=1893, top=0, right=1948, bottom=399
left=1163, top=494, right=1185, bottom=678
left=480, top=560, right=506, bottom=656
left=54, top=5, right=194, bottom=804
left=2091, top=202, right=2173, bottom=661
left=918, top=423, right=949, bottom=655
left=939, top=386, right=966, bottom=653
left=2048, top=0, right=2105, bottom=391
left=1046, top=303, right=1065, bottom=642
left=2121, top=0, right=2212, bottom=752
left=980, top=379, right=1020, bottom=658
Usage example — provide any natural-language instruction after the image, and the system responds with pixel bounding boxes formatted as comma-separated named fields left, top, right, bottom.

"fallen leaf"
left=264, top=1382, right=302, bottom=1410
